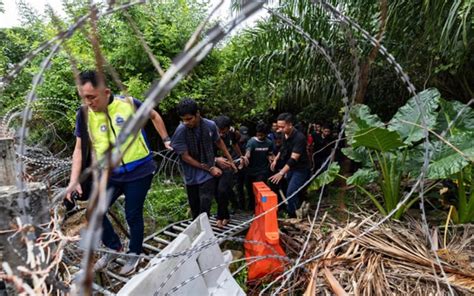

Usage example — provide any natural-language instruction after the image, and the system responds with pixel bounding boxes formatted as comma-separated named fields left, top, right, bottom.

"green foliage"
left=436, top=98, right=474, bottom=135
left=353, top=127, right=404, bottom=152
left=344, top=88, right=474, bottom=222
left=228, top=0, right=473, bottom=123
left=0, top=0, right=215, bottom=152
left=125, top=75, right=150, bottom=99
left=388, top=88, right=441, bottom=145
left=428, top=132, right=474, bottom=179
left=144, top=181, right=188, bottom=229
left=452, top=167, right=474, bottom=224
left=344, top=92, right=425, bottom=219
left=308, top=162, right=340, bottom=191
left=346, top=168, right=379, bottom=186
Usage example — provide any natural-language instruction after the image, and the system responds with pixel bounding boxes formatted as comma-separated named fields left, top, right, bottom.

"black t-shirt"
left=216, top=128, right=239, bottom=159
left=313, top=134, right=334, bottom=159
left=246, top=137, right=273, bottom=176
left=280, top=129, right=310, bottom=170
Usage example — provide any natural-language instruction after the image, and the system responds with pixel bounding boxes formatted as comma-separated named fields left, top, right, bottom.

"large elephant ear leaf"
left=405, top=144, right=428, bottom=177
left=342, top=146, right=371, bottom=166
left=428, top=132, right=474, bottom=179
left=353, top=127, right=404, bottom=152
left=347, top=168, right=379, bottom=186
left=346, top=104, right=384, bottom=144
left=388, top=88, right=440, bottom=145
left=308, top=163, right=340, bottom=191
left=435, top=98, right=474, bottom=134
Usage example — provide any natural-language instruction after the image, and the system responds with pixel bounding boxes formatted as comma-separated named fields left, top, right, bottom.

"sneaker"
left=93, top=251, right=119, bottom=272
left=119, top=253, right=141, bottom=276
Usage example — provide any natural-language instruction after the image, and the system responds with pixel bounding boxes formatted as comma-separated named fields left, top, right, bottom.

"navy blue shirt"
left=171, top=118, right=220, bottom=185
left=75, top=96, right=156, bottom=182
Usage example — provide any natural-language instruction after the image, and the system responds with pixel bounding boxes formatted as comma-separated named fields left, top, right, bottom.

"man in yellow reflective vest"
left=65, top=70, right=171, bottom=275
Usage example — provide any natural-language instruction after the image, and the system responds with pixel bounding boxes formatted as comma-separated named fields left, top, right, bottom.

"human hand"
left=65, top=183, right=82, bottom=202
left=268, top=172, right=284, bottom=184
left=241, top=156, right=249, bottom=167
left=209, top=166, right=222, bottom=177
left=216, top=157, right=232, bottom=169
left=164, top=140, right=173, bottom=150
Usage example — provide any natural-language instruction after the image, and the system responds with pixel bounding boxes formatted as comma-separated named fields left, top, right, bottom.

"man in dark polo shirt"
left=269, top=113, right=310, bottom=218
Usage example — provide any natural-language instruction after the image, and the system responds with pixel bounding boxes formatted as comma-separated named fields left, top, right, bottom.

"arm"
left=245, top=149, right=251, bottom=159
left=150, top=109, right=172, bottom=149
left=269, top=152, right=301, bottom=184
left=270, top=152, right=280, bottom=171
left=278, top=152, right=301, bottom=175
left=215, top=138, right=237, bottom=171
left=181, top=151, right=222, bottom=177
left=232, top=131, right=243, bottom=157
left=66, top=137, right=83, bottom=201
left=238, top=148, right=251, bottom=169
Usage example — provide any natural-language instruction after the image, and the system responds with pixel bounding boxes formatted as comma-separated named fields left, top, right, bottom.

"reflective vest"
left=87, top=96, right=151, bottom=174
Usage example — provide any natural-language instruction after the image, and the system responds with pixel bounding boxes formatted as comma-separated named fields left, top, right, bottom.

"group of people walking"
left=64, top=70, right=335, bottom=276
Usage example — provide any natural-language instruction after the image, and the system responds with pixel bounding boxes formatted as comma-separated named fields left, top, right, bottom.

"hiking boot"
left=119, top=253, right=141, bottom=276
left=93, top=250, right=119, bottom=272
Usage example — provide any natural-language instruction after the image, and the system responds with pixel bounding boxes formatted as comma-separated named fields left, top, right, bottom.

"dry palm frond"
left=279, top=212, right=474, bottom=295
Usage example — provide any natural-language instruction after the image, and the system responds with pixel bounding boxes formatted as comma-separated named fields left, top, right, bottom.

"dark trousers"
left=186, top=178, right=216, bottom=220
left=245, top=173, right=268, bottom=211
left=286, top=168, right=311, bottom=217
left=216, top=169, right=234, bottom=220
left=102, top=174, right=153, bottom=254
left=235, top=169, right=247, bottom=210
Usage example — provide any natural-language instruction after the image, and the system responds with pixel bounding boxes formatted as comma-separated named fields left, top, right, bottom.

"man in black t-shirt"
left=242, top=122, right=273, bottom=210
left=213, top=115, right=242, bottom=225
left=312, top=124, right=334, bottom=174
left=269, top=113, right=310, bottom=218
